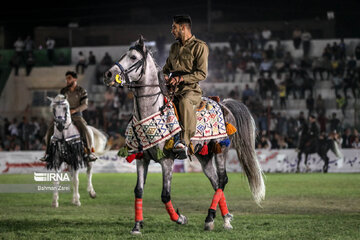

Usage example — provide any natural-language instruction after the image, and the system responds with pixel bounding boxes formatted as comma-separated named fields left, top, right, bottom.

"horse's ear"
left=138, top=35, right=144, bottom=46
left=137, top=35, right=147, bottom=53
left=47, top=96, right=54, bottom=102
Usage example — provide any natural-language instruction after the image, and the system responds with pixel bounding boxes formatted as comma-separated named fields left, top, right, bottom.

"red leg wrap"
left=165, top=200, right=179, bottom=221
left=135, top=198, right=143, bottom=222
left=209, top=189, right=223, bottom=210
left=219, top=191, right=229, bottom=216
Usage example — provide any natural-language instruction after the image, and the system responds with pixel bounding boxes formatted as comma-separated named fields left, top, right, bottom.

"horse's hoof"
left=72, top=201, right=81, bottom=206
left=204, top=221, right=214, bottom=231
left=89, top=191, right=96, bottom=199
left=223, top=213, right=233, bottom=230
left=130, top=230, right=141, bottom=235
left=176, top=214, right=188, bottom=225
left=131, top=221, right=143, bottom=235
left=52, top=202, right=59, bottom=208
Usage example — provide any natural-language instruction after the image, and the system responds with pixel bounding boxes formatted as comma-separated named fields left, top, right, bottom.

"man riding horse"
left=40, top=71, right=97, bottom=162
left=163, top=15, right=209, bottom=156
left=298, top=114, right=319, bottom=151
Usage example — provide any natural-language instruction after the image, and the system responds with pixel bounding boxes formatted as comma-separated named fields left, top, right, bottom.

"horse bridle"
left=112, top=45, right=147, bottom=87
left=52, top=100, right=70, bottom=131
left=109, top=45, right=164, bottom=99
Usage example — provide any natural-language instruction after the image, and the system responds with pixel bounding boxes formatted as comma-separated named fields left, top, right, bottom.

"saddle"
left=125, top=96, right=230, bottom=152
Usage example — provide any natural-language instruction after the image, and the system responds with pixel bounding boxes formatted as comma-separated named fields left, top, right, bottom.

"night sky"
left=1, top=0, right=359, bottom=42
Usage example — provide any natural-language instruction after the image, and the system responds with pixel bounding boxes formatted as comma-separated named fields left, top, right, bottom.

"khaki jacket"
left=60, top=85, right=88, bottom=114
left=163, top=35, right=209, bottom=96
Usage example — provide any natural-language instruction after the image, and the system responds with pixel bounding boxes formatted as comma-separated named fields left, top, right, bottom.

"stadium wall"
left=71, top=38, right=360, bottom=65
left=0, top=149, right=358, bottom=174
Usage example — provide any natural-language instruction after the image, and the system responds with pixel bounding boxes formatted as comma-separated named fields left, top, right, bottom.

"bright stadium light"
left=327, top=11, right=335, bottom=20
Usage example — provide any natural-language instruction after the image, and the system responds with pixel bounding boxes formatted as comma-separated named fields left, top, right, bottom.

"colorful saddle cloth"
left=125, top=97, right=228, bottom=150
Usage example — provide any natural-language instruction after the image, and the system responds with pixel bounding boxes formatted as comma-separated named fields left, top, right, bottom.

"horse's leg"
left=197, top=155, right=220, bottom=231
left=305, top=154, right=311, bottom=172
left=214, top=152, right=233, bottom=230
left=131, top=159, right=150, bottom=235
left=71, top=168, right=81, bottom=206
left=52, top=169, right=60, bottom=208
left=296, top=152, right=302, bottom=173
left=322, top=155, right=329, bottom=173
left=87, top=162, right=96, bottom=198
left=160, top=158, right=187, bottom=225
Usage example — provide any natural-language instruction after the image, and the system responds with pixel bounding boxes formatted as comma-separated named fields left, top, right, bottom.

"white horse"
left=47, top=94, right=108, bottom=207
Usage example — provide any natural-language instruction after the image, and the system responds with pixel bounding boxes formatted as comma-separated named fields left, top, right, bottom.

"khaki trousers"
left=174, top=91, right=202, bottom=146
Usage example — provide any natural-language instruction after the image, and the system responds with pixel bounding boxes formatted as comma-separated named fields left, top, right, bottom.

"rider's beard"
left=67, top=81, right=75, bottom=88
left=173, top=31, right=182, bottom=42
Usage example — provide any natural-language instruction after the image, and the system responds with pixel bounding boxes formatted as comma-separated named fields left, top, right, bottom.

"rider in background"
left=40, top=71, right=97, bottom=162
left=163, top=15, right=209, bottom=155
left=297, top=114, right=319, bottom=151
left=308, top=114, right=319, bottom=142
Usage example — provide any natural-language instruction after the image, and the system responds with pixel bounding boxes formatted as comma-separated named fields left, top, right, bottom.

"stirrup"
left=173, top=140, right=187, bottom=152
left=172, top=140, right=187, bottom=159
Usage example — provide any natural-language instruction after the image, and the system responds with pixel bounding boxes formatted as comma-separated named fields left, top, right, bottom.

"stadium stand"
left=0, top=35, right=359, bottom=151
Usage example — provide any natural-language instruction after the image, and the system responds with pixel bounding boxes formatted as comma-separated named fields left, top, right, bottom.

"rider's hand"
left=70, top=109, right=77, bottom=114
left=169, top=76, right=183, bottom=86
left=164, top=74, right=169, bottom=82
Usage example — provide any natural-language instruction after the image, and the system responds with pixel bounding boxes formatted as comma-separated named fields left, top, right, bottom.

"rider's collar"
left=180, top=35, right=195, bottom=46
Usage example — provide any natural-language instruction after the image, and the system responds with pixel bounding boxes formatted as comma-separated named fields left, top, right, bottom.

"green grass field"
left=0, top=173, right=359, bottom=240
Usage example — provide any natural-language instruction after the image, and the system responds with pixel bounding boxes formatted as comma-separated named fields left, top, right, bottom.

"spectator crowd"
left=2, top=28, right=360, bottom=151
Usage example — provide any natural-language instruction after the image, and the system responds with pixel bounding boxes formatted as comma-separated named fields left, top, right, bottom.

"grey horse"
left=103, top=36, right=265, bottom=234
left=47, top=94, right=108, bottom=207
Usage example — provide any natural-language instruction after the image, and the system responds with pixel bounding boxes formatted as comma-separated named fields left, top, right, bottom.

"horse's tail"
left=88, top=126, right=111, bottom=155
left=221, top=99, right=265, bottom=206
left=330, top=139, right=343, bottom=159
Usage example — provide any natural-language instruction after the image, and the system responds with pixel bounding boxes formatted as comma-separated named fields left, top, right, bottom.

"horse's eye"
left=130, top=56, right=137, bottom=60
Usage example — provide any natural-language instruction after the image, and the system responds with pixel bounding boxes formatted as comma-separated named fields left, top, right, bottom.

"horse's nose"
left=106, top=71, right=112, bottom=79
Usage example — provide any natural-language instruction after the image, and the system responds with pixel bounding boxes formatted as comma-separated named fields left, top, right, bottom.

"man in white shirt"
left=261, top=28, right=272, bottom=49
left=46, top=37, right=56, bottom=63
left=14, top=37, right=24, bottom=53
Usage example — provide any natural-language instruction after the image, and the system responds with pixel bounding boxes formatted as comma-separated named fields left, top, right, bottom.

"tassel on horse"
left=118, top=146, right=129, bottom=157
left=213, top=142, right=222, bottom=154
left=219, top=138, right=231, bottom=147
left=164, top=138, right=175, bottom=150
left=199, top=142, right=209, bottom=156
left=126, top=152, right=144, bottom=163
left=157, top=148, right=166, bottom=160
left=225, top=122, right=237, bottom=135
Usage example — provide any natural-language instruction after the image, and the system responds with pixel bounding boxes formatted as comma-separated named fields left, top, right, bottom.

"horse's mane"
left=144, top=46, right=169, bottom=97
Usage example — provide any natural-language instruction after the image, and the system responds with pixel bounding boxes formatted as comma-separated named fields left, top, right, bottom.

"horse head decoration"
left=104, top=36, right=265, bottom=235
left=46, top=94, right=108, bottom=208
left=49, top=95, right=71, bottom=131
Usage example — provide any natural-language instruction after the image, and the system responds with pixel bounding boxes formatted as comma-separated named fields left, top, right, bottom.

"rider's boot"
left=173, top=140, right=188, bottom=159
left=39, top=154, right=49, bottom=162
left=85, top=146, right=98, bottom=162
left=88, top=152, right=97, bottom=162
left=40, top=144, right=50, bottom=162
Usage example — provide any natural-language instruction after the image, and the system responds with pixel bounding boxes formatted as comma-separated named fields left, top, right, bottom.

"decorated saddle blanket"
left=125, top=97, right=228, bottom=150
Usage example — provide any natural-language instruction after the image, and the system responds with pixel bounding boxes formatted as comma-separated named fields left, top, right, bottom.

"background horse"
left=103, top=36, right=265, bottom=234
left=297, top=136, right=343, bottom=173
left=47, top=94, right=108, bottom=207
